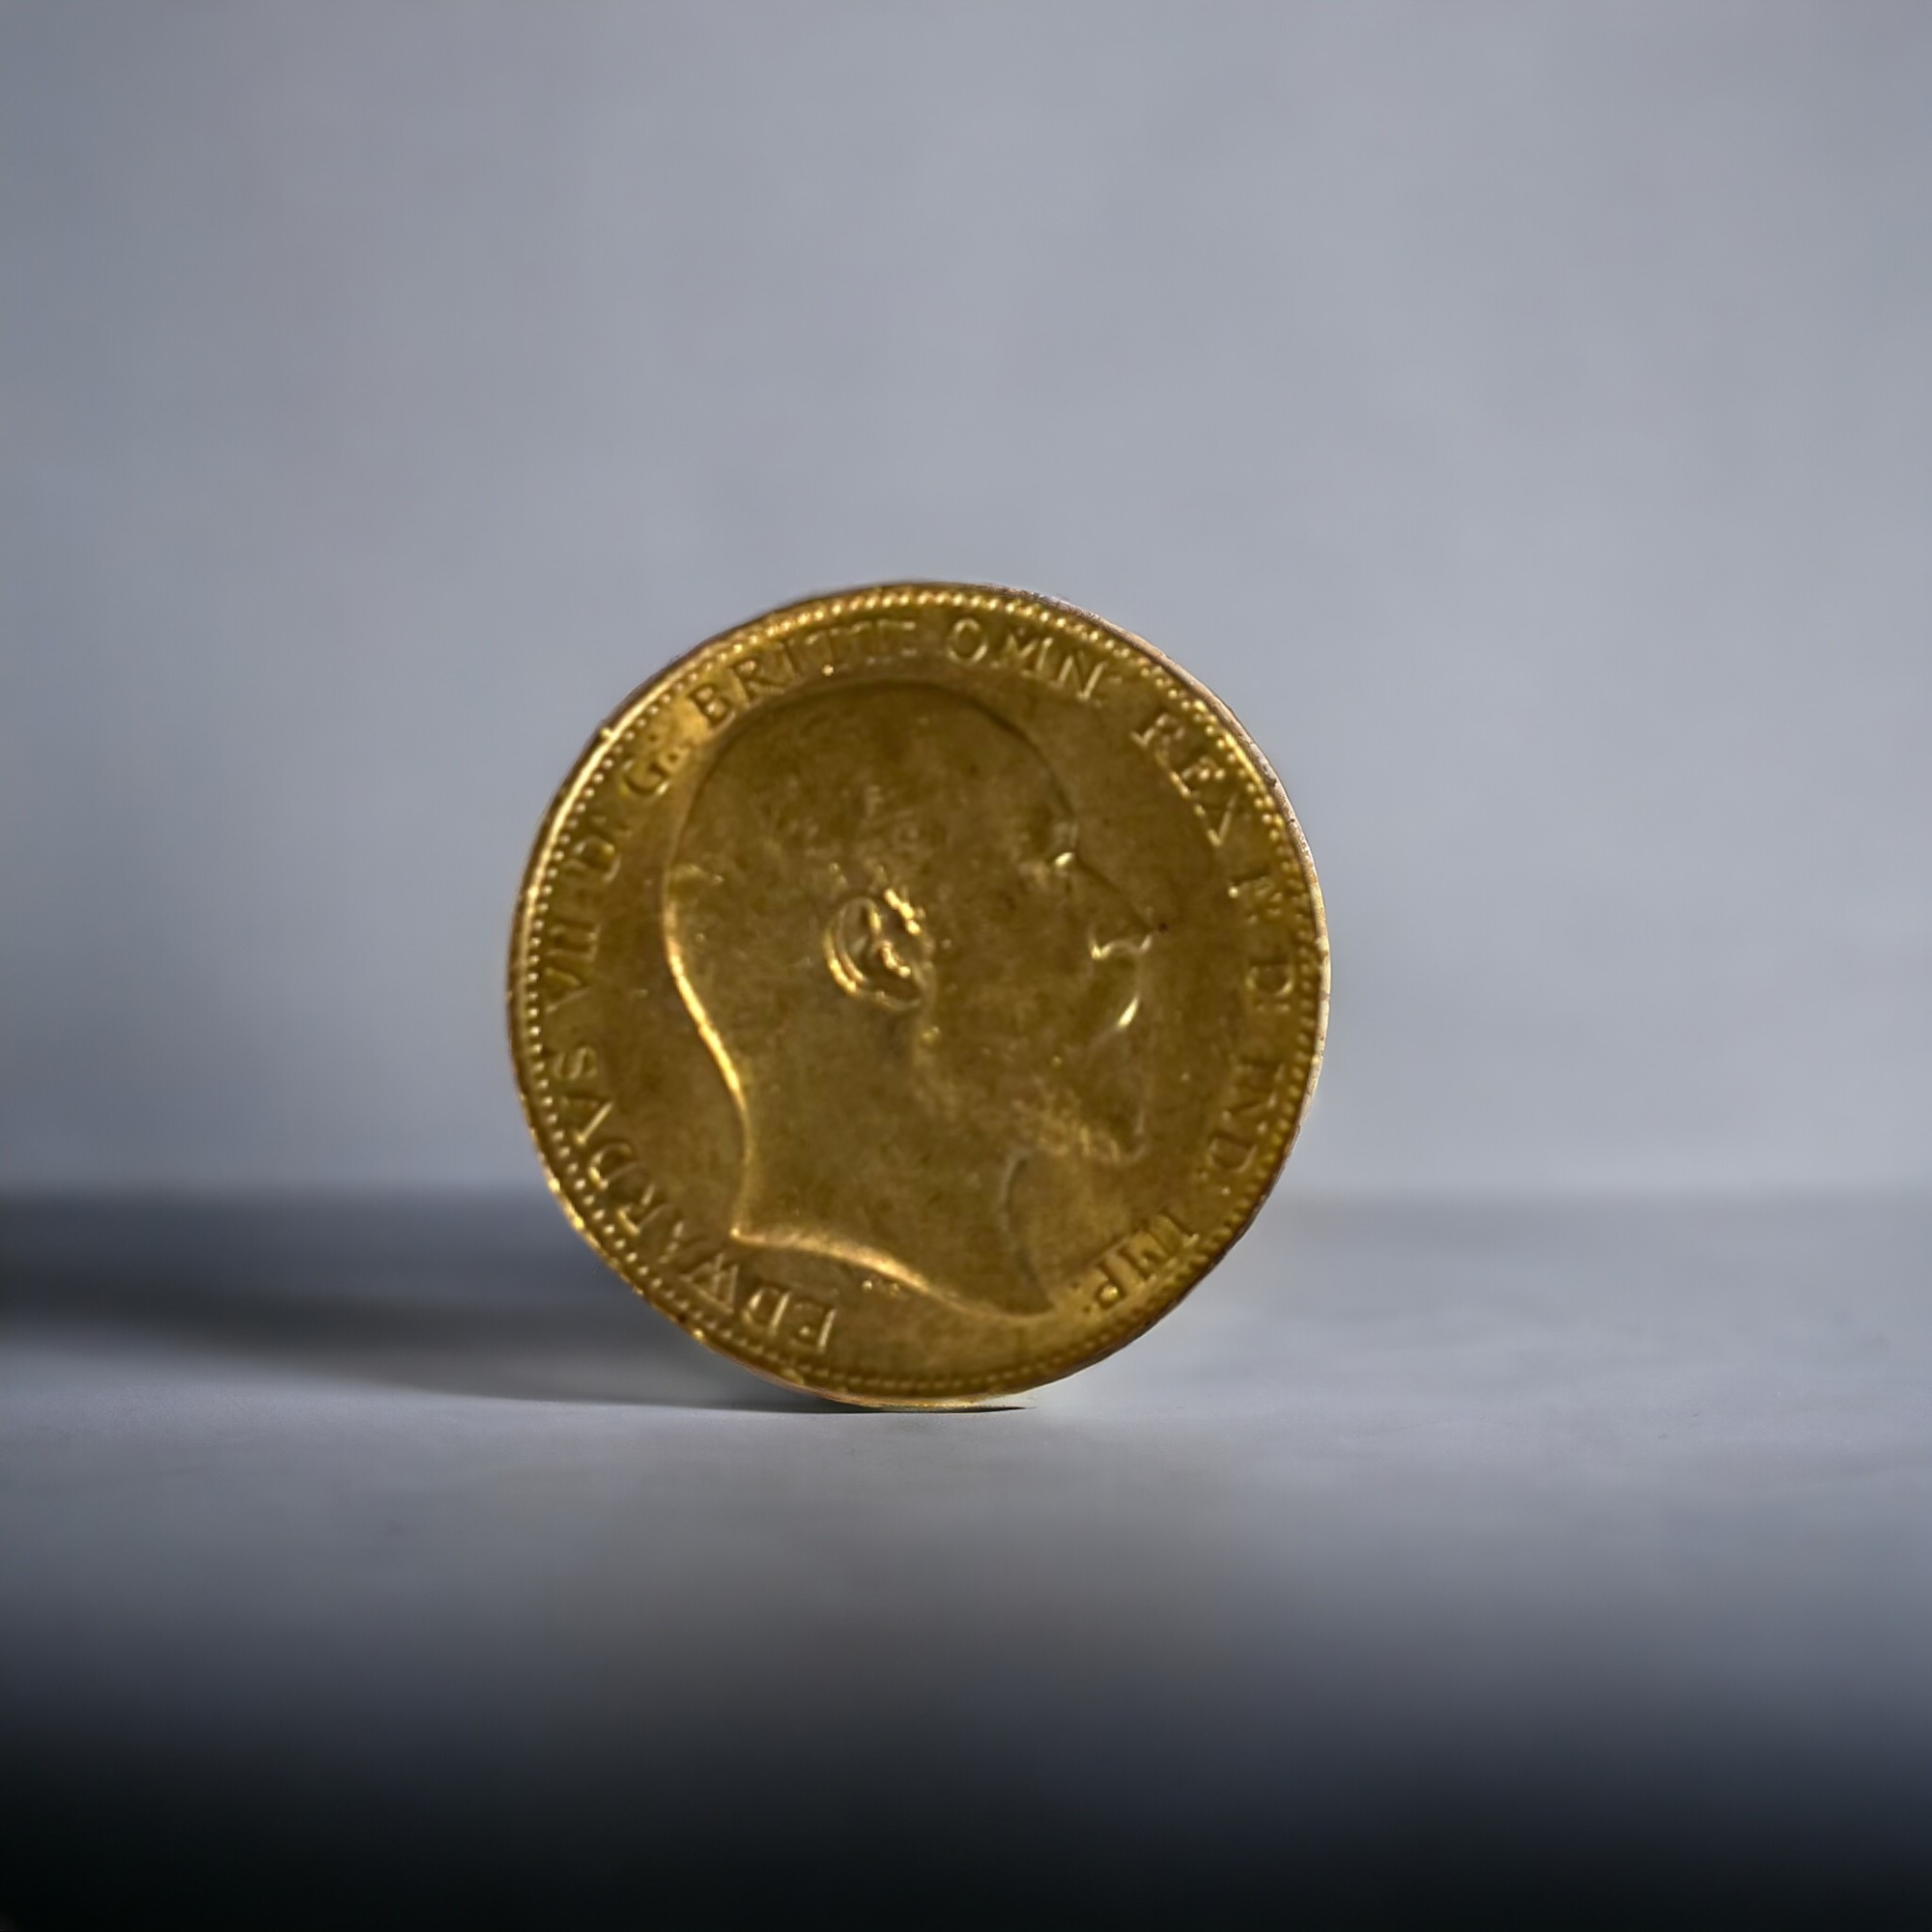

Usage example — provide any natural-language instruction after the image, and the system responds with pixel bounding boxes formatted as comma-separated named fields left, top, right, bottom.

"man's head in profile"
left=665, top=682, right=1151, bottom=1318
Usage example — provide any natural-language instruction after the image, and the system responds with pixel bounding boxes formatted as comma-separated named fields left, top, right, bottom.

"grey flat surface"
left=3, top=1193, right=1929, bottom=1926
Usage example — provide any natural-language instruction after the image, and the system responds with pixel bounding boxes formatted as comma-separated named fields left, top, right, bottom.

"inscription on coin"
left=943, top=614, right=1112, bottom=701
left=1076, top=1208, right=1202, bottom=1313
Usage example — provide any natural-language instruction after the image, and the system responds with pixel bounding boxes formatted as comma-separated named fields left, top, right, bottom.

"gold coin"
left=509, top=584, right=1327, bottom=1406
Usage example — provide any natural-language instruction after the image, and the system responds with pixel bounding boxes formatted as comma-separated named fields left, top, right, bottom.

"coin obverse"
left=509, top=583, right=1327, bottom=1406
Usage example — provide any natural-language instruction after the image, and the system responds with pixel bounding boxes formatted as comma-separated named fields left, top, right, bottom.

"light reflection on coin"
left=509, top=584, right=1326, bottom=1406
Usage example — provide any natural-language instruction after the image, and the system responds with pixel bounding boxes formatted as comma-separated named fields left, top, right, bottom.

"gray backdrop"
left=5, top=0, right=1929, bottom=1195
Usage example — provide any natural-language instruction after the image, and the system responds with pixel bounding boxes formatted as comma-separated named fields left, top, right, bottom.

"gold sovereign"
left=508, top=584, right=1327, bottom=1406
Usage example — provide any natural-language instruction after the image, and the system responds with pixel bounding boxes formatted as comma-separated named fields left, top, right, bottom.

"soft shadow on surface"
left=0, top=1196, right=853, bottom=1412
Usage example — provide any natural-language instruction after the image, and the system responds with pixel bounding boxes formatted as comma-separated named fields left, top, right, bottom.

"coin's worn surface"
left=509, top=584, right=1326, bottom=1406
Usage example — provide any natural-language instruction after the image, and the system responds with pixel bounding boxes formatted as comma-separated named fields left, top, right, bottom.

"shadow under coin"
left=0, top=1195, right=852, bottom=1413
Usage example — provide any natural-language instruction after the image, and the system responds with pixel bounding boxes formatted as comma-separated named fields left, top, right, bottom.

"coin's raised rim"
left=508, top=582, right=1328, bottom=1406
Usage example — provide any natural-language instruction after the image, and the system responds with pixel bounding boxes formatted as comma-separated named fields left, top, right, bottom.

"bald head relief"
left=665, top=682, right=1151, bottom=1316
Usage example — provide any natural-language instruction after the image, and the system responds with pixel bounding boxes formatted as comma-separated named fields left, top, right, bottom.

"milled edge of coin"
left=508, top=582, right=1328, bottom=1407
